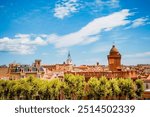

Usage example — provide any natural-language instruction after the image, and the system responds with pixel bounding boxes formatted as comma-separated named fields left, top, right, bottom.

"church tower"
left=107, top=45, right=121, bottom=71
left=66, top=51, right=72, bottom=65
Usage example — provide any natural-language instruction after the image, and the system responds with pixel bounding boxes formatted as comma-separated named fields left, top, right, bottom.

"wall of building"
left=0, top=68, right=9, bottom=79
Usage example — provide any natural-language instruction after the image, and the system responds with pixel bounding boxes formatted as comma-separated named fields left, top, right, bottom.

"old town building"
left=0, top=45, right=149, bottom=83
left=0, top=60, right=44, bottom=80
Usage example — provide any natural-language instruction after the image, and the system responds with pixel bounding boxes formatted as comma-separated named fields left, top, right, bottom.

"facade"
left=0, top=60, right=45, bottom=80
left=0, top=66, right=9, bottom=80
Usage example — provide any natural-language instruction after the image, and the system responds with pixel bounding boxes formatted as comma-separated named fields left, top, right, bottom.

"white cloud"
left=125, top=52, right=150, bottom=58
left=0, top=34, right=48, bottom=55
left=125, top=17, right=149, bottom=29
left=0, top=9, right=132, bottom=55
left=54, top=0, right=120, bottom=19
left=95, top=0, right=119, bottom=8
left=84, top=0, right=120, bottom=14
left=52, top=9, right=132, bottom=48
left=54, top=0, right=79, bottom=19
left=109, top=0, right=120, bottom=8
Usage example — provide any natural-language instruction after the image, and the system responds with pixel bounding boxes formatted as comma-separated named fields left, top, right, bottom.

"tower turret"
left=107, top=45, right=121, bottom=71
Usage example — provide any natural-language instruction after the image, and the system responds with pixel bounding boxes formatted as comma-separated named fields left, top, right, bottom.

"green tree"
left=7, top=80, right=16, bottom=100
left=87, top=77, right=111, bottom=100
left=0, top=79, right=5, bottom=99
left=13, top=80, right=23, bottom=100
left=135, top=79, right=144, bottom=99
left=0, top=75, right=144, bottom=100
left=63, top=74, right=85, bottom=100
left=38, top=80, right=49, bottom=100
left=99, top=77, right=111, bottom=99
left=109, top=78, right=120, bottom=99
left=87, top=77, right=99, bottom=100
left=0, top=80, right=9, bottom=99
left=118, top=78, right=136, bottom=100
left=49, top=78, right=62, bottom=100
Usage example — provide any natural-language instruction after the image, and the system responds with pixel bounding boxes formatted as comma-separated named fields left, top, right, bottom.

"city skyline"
left=0, top=0, right=150, bottom=65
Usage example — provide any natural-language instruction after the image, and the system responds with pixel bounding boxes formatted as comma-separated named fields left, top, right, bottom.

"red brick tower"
left=107, top=45, right=121, bottom=71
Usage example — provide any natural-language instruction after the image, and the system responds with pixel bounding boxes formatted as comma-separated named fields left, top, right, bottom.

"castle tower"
left=107, top=45, right=121, bottom=71
left=35, top=59, right=41, bottom=69
left=66, top=51, right=72, bottom=65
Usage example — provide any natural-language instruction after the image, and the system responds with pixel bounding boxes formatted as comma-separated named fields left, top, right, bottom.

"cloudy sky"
left=0, top=0, right=150, bottom=65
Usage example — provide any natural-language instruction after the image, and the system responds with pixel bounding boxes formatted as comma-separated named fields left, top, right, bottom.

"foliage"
left=135, top=79, right=144, bottom=99
left=63, top=74, right=85, bottom=100
left=0, top=75, right=145, bottom=100
left=109, top=78, right=120, bottom=99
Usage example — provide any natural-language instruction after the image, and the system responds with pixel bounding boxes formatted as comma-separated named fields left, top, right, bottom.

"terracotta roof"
left=79, top=65, right=88, bottom=69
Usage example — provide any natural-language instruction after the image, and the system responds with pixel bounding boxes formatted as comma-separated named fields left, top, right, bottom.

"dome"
left=110, top=45, right=119, bottom=53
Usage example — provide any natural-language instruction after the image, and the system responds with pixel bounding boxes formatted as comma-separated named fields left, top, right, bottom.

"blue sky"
left=0, top=0, right=150, bottom=65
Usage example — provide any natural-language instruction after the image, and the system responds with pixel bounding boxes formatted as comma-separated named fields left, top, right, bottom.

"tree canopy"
left=0, top=75, right=145, bottom=100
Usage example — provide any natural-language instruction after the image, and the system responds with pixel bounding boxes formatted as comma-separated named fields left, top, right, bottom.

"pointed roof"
left=67, top=51, right=71, bottom=60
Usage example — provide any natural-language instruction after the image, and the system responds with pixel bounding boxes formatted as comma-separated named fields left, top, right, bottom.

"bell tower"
left=107, top=45, right=121, bottom=71
left=66, top=51, right=72, bottom=65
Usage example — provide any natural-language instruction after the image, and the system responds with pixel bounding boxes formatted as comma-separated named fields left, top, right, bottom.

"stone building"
left=7, top=60, right=44, bottom=80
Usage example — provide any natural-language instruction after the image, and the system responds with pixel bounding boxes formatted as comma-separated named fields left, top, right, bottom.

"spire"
left=66, top=51, right=72, bottom=65
left=68, top=51, right=71, bottom=59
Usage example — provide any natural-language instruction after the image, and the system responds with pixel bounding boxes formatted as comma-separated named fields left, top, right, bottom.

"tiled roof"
left=11, top=65, right=44, bottom=73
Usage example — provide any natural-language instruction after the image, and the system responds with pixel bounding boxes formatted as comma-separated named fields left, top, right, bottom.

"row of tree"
left=0, top=74, right=144, bottom=100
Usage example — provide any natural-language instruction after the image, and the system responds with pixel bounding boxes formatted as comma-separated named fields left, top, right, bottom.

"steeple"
left=68, top=51, right=71, bottom=60
left=66, top=51, right=72, bottom=65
